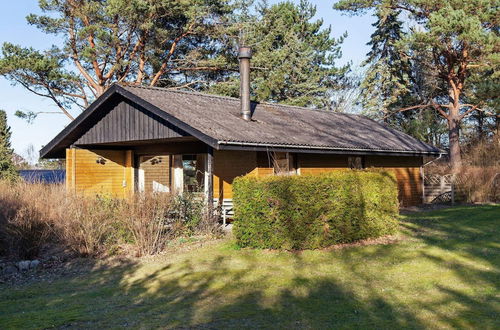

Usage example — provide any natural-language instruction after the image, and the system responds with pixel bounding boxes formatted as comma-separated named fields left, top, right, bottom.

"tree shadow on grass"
left=98, top=255, right=426, bottom=329
left=335, top=204, right=500, bottom=329
left=1, top=205, right=498, bottom=329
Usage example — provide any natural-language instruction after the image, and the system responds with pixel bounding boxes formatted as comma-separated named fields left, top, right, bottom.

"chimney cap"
left=238, top=46, right=252, bottom=59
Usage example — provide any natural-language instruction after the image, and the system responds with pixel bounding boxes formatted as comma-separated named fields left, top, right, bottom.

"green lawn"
left=1, top=205, right=499, bottom=329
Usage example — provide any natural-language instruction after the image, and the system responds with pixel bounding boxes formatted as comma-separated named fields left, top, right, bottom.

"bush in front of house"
left=233, top=170, right=399, bottom=250
left=0, top=180, right=218, bottom=259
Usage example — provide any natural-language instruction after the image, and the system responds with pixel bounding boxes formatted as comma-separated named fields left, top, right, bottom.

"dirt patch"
left=320, top=235, right=403, bottom=251
left=400, top=204, right=454, bottom=214
left=0, top=235, right=222, bottom=286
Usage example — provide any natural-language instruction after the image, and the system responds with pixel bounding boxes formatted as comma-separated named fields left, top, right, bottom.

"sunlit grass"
left=1, top=205, right=499, bottom=329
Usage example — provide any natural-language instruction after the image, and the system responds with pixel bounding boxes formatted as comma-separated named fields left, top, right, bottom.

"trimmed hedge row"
left=233, top=170, right=399, bottom=249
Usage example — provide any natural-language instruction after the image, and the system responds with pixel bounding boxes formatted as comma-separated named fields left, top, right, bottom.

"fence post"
left=440, top=176, right=445, bottom=196
left=451, top=174, right=455, bottom=205
left=421, top=167, right=426, bottom=204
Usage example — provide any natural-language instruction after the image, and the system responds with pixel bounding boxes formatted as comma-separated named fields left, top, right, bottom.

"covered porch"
left=65, top=137, right=214, bottom=202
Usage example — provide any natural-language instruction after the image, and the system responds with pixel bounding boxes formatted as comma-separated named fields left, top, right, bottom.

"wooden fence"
left=423, top=174, right=455, bottom=204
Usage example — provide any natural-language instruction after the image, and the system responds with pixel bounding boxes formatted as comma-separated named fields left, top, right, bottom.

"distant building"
left=18, top=170, right=65, bottom=184
left=12, top=153, right=28, bottom=168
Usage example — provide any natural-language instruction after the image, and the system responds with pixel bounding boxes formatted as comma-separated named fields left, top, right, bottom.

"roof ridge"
left=118, top=83, right=356, bottom=115
left=119, top=83, right=242, bottom=103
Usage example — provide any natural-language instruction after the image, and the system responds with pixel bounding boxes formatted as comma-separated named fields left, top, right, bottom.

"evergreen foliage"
left=0, top=110, right=18, bottom=181
left=0, top=0, right=233, bottom=121
left=335, top=0, right=500, bottom=170
left=233, top=170, right=399, bottom=249
left=360, top=9, right=410, bottom=115
left=210, top=0, right=349, bottom=108
left=0, top=0, right=349, bottom=121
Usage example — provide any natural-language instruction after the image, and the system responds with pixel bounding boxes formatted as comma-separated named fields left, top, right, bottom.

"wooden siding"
left=297, top=154, right=348, bottom=175
left=365, top=156, right=423, bottom=206
left=296, top=154, right=423, bottom=206
left=66, top=148, right=75, bottom=191
left=213, top=150, right=259, bottom=200
left=75, top=99, right=189, bottom=145
left=212, top=152, right=423, bottom=206
left=139, top=155, right=170, bottom=193
left=66, top=146, right=423, bottom=206
left=66, top=148, right=134, bottom=198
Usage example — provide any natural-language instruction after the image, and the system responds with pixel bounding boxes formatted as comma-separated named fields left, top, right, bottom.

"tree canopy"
left=0, top=0, right=233, bottom=121
left=0, top=110, right=18, bottom=181
left=335, top=0, right=500, bottom=170
left=209, top=0, right=349, bottom=108
left=0, top=0, right=349, bottom=121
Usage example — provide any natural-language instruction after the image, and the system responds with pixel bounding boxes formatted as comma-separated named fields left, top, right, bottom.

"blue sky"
left=0, top=0, right=375, bottom=158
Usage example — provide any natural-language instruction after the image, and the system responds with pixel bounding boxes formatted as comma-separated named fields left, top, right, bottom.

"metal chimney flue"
left=238, top=46, right=252, bottom=121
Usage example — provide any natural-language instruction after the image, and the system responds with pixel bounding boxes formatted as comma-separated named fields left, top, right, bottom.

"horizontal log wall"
left=213, top=151, right=423, bottom=206
left=66, top=148, right=134, bottom=198
left=365, top=156, right=423, bottom=206
left=139, top=155, right=170, bottom=193
left=214, top=150, right=259, bottom=200
left=297, top=154, right=348, bottom=175
left=66, top=147, right=423, bottom=206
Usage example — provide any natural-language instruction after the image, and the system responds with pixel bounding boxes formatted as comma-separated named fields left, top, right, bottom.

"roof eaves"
left=40, top=84, right=120, bottom=158
left=217, top=140, right=444, bottom=156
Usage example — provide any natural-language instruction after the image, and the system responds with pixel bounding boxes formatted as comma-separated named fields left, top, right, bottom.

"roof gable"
left=75, top=98, right=189, bottom=145
left=40, top=85, right=218, bottom=158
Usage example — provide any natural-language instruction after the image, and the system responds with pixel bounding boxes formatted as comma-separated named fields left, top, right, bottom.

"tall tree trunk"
left=476, top=111, right=484, bottom=141
left=496, top=116, right=500, bottom=144
left=448, top=109, right=462, bottom=172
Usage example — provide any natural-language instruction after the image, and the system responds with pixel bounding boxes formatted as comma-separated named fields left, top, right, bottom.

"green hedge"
left=233, top=170, right=399, bottom=249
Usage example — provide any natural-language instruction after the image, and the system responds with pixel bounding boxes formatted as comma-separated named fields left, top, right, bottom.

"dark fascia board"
left=40, top=84, right=219, bottom=158
left=217, top=142, right=444, bottom=157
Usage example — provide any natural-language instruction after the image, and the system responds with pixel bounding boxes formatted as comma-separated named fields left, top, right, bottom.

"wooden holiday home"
left=40, top=48, right=441, bottom=208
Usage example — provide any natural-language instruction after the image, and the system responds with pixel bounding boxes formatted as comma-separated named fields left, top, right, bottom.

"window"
left=272, top=152, right=295, bottom=175
left=182, top=154, right=206, bottom=192
left=348, top=156, right=364, bottom=169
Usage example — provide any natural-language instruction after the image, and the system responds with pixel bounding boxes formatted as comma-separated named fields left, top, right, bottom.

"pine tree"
left=0, top=110, right=18, bottom=181
left=361, top=10, right=448, bottom=146
left=209, top=0, right=349, bottom=108
left=360, top=9, right=410, bottom=118
left=0, top=0, right=233, bottom=121
left=335, top=0, right=500, bottom=171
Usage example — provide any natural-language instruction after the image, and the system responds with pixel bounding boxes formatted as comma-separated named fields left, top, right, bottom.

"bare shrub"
left=457, top=140, right=500, bottom=203
left=456, top=166, right=500, bottom=203
left=121, top=193, right=217, bottom=256
left=121, top=193, right=175, bottom=256
left=0, top=181, right=56, bottom=259
left=463, top=139, right=500, bottom=168
left=0, top=180, right=217, bottom=259
left=55, top=195, right=122, bottom=257
left=424, top=140, right=500, bottom=203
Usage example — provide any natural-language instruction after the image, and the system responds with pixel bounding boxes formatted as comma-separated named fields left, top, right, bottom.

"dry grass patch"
left=0, top=181, right=219, bottom=259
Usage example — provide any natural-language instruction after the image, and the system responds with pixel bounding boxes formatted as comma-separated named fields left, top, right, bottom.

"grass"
left=1, top=205, right=499, bottom=329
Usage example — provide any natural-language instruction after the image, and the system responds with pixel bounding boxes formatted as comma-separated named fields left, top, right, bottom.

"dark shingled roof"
left=40, top=84, right=441, bottom=158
